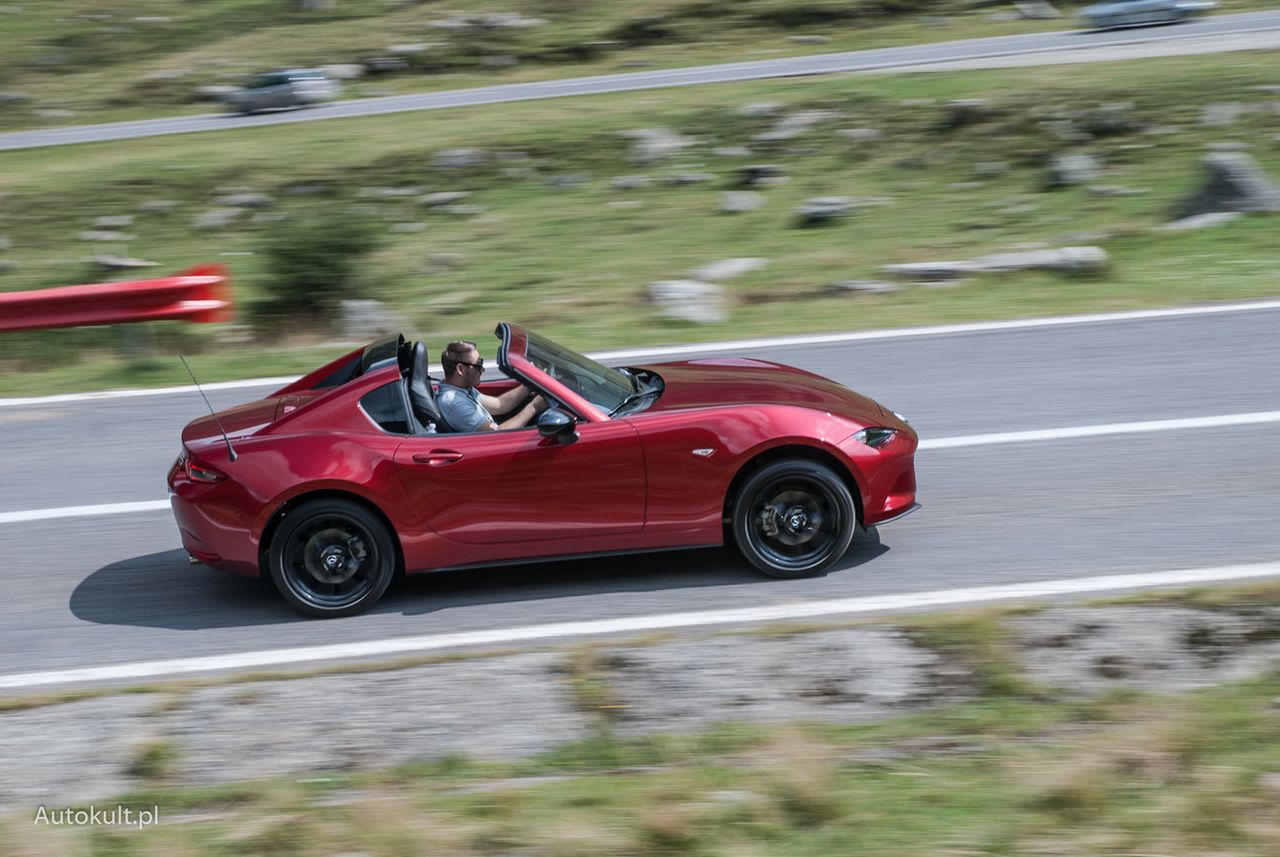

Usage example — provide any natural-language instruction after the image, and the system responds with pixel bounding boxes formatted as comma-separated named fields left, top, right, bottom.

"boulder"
left=1044, top=153, right=1100, bottom=189
left=93, top=215, right=134, bottom=228
left=214, top=192, right=273, bottom=208
left=340, top=300, right=406, bottom=341
left=736, top=164, right=787, bottom=189
left=434, top=148, right=488, bottom=170
left=1014, top=1, right=1062, bottom=18
left=691, top=257, right=769, bottom=281
left=610, top=176, right=652, bottom=190
left=647, top=280, right=726, bottom=324
left=1200, top=102, right=1245, bottom=127
left=78, top=231, right=135, bottom=242
left=1174, top=153, right=1280, bottom=219
left=795, top=197, right=855, bottom=227
left=137, top=200, right=177, bottom=214
left=1157, top=211, right=1243, bottom=232
left=719, top=191, right=763, bottom=214
left=619, top=128, right=692, bottom=164
left=322, top=64, right=365, bottom=80
left=192, top=208, right=245, bottom=230
left=419, top=191, right=471, bottom=207
left=824, top=280, right=903, bottom=295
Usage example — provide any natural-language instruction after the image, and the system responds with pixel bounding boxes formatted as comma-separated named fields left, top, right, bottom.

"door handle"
left=412, top=450, right=464, bottom=465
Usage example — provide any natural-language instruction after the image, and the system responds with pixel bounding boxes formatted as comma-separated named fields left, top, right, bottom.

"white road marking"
left=4, top=408, right=1278, bottom=526
left=4, top=299, right=1280, bottom=408
left=0, top=500, right=171, bottom=525
left=3, top=561, right=1279, bottom=690
left=919, top=410, right=1280, bottom=450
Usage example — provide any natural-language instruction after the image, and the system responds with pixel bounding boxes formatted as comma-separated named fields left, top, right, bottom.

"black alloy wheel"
left=732, top=459, right=857, bottom=579
left=269, top=498, right=397, bottom=617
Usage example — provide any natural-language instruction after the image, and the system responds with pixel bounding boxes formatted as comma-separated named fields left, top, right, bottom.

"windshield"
left=524, top=331, right=633, bottom=413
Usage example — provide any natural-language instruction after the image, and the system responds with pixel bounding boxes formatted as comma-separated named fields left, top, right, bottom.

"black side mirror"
left=537, top=407, right=577, bottom=443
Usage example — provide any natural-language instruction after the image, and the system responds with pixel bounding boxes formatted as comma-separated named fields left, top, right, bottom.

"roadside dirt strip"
left=4, top=597, right=1279, bottom=812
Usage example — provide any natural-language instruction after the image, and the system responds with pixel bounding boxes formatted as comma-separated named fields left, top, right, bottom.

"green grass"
left=3, top=50, right=1280, bottom=395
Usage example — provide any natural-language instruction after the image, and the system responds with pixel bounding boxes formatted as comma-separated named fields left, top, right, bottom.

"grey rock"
left=0, top=259, right=13, bottom=273
left=787, top=34, right=830, bottom=44
left=619, top=127, right=692, bottom=164
left=610, top=175, right=652, bottom=190
left=1206, top=141, right=1251, bottom=152
left=719, top=191, right=764, bottom=214
left=35, top=109, right=77, bottom=119
left=0, top=235, right=9, bottom=251
left=691, top=257, right=769, bottom=281
left=83, top=255, right=157, bottom=269
left=667, top=172, right=715, bottom=186
left=437, top=204, right=487, bottom=217
left=1011, top=607, right=1280, bottom=694
left=1014, top=0, right=1062, bottom=18
left=214, top=192, right=273, bottom=208
left=1045, top=152, right=1100, bottom=188
left=795, top=196, right=855, bottom=227
left=424, top=252, right=465, bottom=273
left=388, top=42, right=429, bottom=55
left=712, top=146, right=752, bottom=158
left=390, top=220, right=427, bottom=233
left=825, top=280, right=903, bottom=295
left=192, top=208, right=245, bottom=230
left=137, top=199, right=177, bottom=214
left=939, top=98, right=996, bottom=130
left=974, top=246, right=1109, bottom=274
left=736, top=164, right=787, bottom=188
left=647, top=280, right=726, bottom=324
left=1086, top=184, right=1148, bottom=197
left=736, top=102, right=781, bottom=118
left=434, top=148, right=488, bottom=170
left=1200, top=102, right=1246, bottom=127
left=837, top=127, right=884, bottom=144
left=362, top=56, right=410, bottom=74
left=1175, top=152, right=1280, bottom=218
left=358, top=186, right=424, bottom=198
left=78, top=231, right=135, bottom=242
left=322, top=64, right=366, bottom=80
left=340, top=300, right=407, bottom=341
left=0, top=91, right=33, bottom=104
left=93, top=215, right=135, bottom=228
left=1157, top=211, right=1243, bottom=231
left=880, top=260, right=980, bottom=283
left=545, top=173, right=588, bottom=190
left=419, top=191, right=471, bottom=207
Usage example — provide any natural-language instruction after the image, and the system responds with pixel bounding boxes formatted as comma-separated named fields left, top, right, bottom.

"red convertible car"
left=170, top=325, right=918, bottom=617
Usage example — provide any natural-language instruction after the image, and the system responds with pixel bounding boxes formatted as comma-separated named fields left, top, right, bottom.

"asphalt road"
left=1, top=10, right=1277, bottom=152
left=3, top=304, right=1280, bottom=683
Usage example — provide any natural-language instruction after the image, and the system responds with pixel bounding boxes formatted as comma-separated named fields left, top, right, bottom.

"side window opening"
left=359, top=381, right=413, bottom=435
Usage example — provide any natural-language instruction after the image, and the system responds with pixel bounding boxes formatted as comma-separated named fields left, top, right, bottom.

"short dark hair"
left=441, top=340, right=478, bottom=376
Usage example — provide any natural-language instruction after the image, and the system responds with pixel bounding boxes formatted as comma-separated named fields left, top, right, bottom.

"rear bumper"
left=168, top=465, right=261, bottom=577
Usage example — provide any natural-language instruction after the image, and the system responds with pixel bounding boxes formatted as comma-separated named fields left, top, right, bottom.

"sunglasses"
left=456, top=358, right=485, bottom=370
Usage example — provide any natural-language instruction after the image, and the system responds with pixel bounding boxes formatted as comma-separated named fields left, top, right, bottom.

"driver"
left=437, top=340, right=547, bottom=432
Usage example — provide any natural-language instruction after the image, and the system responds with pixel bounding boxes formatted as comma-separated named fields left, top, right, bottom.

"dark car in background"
left=222, top=68, right=339, bottom=115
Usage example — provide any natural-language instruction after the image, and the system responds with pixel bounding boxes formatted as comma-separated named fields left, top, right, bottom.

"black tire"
left=731, top=459, right=857, bottom=579
left=268, top=497, right=396, bottom=618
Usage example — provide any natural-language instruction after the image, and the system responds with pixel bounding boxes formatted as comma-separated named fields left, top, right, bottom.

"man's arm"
left=495, top=395, right=548, bottom=430
left=479, top=385, right=531, bottom=415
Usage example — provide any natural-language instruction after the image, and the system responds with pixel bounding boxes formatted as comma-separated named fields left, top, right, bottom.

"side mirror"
left=537, top=407, right=577, bottom=444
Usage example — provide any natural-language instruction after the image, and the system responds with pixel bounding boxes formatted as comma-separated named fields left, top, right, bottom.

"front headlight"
left=853, top=427, right=897, bottom=448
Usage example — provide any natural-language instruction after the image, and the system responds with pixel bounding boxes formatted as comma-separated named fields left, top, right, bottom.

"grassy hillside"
left=0, top=0, right=1140, bottom=129
left=1, top=50, right=1279, bottom=394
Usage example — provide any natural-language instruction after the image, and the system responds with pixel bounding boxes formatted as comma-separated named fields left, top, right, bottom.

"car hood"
left=634, top=358, right=890, bottom=423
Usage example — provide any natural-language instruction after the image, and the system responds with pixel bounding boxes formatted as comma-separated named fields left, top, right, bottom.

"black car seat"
left=406, top=340, right=448, bottom=433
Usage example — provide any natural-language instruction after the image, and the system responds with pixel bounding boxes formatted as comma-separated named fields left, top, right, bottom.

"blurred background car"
left=1079, top=0, right=1216, bottom=30
left=221, top=68, right=339, bottom=115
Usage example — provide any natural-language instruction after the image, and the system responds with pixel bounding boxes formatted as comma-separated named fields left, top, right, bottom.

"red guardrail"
left=0, top=264, right=233, bottom=333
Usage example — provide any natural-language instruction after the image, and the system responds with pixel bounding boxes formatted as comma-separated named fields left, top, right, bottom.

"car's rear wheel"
left=269, top=498, right=396, bottom=618
left=731, top=459, right=857, bottom=579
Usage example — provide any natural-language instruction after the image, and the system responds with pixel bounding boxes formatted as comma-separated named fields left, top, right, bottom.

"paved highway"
left=3, top=302, right=1279, bottom=686
left=1, top=10, right=1278, bottom=152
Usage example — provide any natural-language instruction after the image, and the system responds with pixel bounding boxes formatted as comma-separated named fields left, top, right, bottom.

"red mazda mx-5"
left=170, top=325, right=918, bottom=617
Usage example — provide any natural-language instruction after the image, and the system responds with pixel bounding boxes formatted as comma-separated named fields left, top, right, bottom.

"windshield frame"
left=496, top=324, right=633, bottom=422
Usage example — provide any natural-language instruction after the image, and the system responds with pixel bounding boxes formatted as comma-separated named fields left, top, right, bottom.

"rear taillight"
left=186, top=459, right=225, bottom=483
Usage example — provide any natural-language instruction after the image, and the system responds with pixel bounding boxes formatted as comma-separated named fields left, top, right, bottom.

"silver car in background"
left=223, top=69, right=340, bottom=115
left=1079, top=0, right=1216, bottom=29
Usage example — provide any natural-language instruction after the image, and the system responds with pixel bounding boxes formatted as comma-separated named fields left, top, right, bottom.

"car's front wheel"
left=731, top=459, right=857, bottom=579
left=269, top=497, right=397, bottom=617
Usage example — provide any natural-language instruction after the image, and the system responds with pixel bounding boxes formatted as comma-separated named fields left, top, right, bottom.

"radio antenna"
left=179, top=355, right=238, bottom=462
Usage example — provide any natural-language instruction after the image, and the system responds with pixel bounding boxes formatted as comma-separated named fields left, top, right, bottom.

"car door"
left=393, top=420, right=645, bottom=545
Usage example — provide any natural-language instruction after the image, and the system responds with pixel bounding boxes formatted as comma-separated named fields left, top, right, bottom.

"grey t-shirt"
left=437, top=383, right=496, bottom=432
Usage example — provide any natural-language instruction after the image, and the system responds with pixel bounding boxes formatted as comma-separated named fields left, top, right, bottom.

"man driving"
left=437, top=340, right=547, bottom=432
